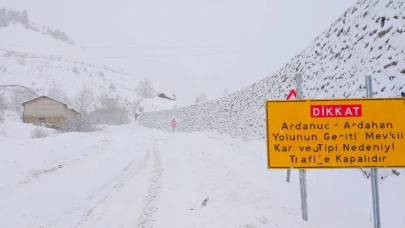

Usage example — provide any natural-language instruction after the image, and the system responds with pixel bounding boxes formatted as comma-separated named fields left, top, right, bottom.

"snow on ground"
left=156, top=88, right=177, bottom=101
left=0, top=23, right=84, bottom=57
left=139, top=96, right=181, bottom=113
left=0, top=110, right=55, bottom=140
left=0, top=119, right=404, bottom=228
left=0, top=24, right=139, bottom=111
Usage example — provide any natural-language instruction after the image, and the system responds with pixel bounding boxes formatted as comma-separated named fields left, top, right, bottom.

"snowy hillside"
left=139, top=0, right=405, bottom=139
left=0, top=24, right=139, bottom=111
left=139, top=97, right=181, bottom=113
left=292, top=0, right=405, bottom=99
left=0, top=8, right=74, bottom=45
left=137, top=89, right=181, bottom=114
left=0, top=23, right=80, bottom=56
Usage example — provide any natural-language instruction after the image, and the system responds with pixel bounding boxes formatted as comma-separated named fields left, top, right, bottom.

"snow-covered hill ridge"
left=139, top=0, right=405, bottom=141
left=0, top=8, right=74, bottom=45
left=0, top=25, right=139, bottom=112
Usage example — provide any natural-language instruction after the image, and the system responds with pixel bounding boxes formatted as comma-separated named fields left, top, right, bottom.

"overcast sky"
left=3, top=0, right=357, bottom=104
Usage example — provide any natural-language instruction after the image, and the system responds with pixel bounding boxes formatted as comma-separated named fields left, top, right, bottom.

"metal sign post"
left=285, top=88, right=297, bottom=183
left=171, top=119, right=177, bottom=133
left=295, top=73, right=309, bottom=221
left=366, top=75, right=381, bottom=228
left=266, top=74, right=405, bottom=225
left=286, top=166, right=291, bottom=183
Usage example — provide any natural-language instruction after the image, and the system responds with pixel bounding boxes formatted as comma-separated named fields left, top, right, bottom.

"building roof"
left=21, top=95, right=80, bottom=113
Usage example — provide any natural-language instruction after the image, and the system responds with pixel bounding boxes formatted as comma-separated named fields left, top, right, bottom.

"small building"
left=21, top=96, right=79, bottom=129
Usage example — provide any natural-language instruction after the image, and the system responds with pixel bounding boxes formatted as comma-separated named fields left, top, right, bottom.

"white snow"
left=0, top=24, right=140, bottom=111
left=0, top=119, right=404, bottom=227
left=139, top=96, right=182, bottom=113
left=0, top=23, right=80, bottom=56
left=0, top=110, right=56, bottom=140
left=156, top=88, right=177, bottom=101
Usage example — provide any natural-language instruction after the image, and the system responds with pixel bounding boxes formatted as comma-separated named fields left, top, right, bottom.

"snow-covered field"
left=0, top=24, right=139, bottom=111
left=1, top=115, right=404, bottom=228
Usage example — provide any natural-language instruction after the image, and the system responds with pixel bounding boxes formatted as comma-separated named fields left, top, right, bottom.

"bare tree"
left=194, top=96, right=200, bottom=104
left=73, top=66, right=80, bottom=75
left=200, top=92, right=207, bottom=102
left=0, top=92, right=6, bottom=123
left=31, top=127, right=50, bottom=138
left=91, top=107, right=130, bottom=125
left=99, top=93, right=120, bottom=109
left=61, top=114, right=95, bottom=133
left=91, top=93, right=130, bottom=125
left=130, top=99, right=142, bottom=119
left=47, top=87, right=71, bottom=105
left=59, top=86, right=96, bottom=133
left=75, top=86, right=94, bottom=115
left=12, top=88, right=23, bottom=113
left=135, top=77, right=155, bottom=99
left=109, top=83, right=116, bottom=91
left=195, top=91, right=207, bottom=103
left=11, top=87, right=36, bottom=114
left=222, top=88, right=229, bottom=96
left=22, top=10, right=28, bottom=25
left=0, top=8, right=9, bottom=27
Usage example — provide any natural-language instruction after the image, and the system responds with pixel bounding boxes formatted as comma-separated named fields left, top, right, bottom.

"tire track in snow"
left=137, top=140, right=163, bottom=228
left=72, top=150, right=151, bottom=228
left=16, top=139, right=112, bottom=186
left=43, top=147, right=151, bottom=228
left=17, top=157, right=80, bottom=185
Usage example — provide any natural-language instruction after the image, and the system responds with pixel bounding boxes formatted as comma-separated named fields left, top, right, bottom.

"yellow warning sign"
left=265, top=98, right=405, bottom=169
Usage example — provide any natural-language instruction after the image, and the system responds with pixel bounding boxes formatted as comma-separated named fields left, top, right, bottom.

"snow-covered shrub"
left=11, top=87, right=36, bottom=114
left=129, top=100, right=142, bottom=119
left=135, top=77, right=155, bottom=99
left=60, top=114, right=96, bottom=133
left=90, top=94, right=131, bottom=125
left=17, top=58, right=25, bottom=65
left=91, top=108, right=130, bottom=125
left=47, top=87, right=71, bottom=106
left=73, top=66, right=80, bottom=75
left=31, top=127, right=49, bottom=139
left=194, top=91, right=207, bottom=104
left=74, top=86, right=94, bottom=114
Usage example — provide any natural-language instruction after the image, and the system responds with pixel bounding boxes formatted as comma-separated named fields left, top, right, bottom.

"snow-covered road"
left=1, top=126, right=158, bottom=228
left=0, top=123, right=404, bottom=228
